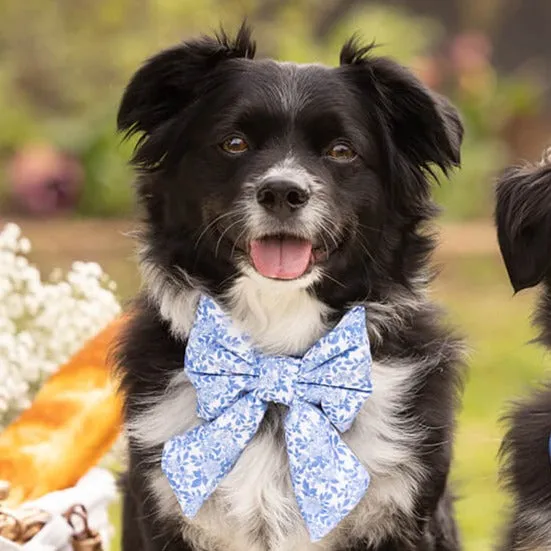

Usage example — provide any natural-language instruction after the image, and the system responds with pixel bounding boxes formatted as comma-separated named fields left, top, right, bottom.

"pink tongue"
left=250, top=238, right=313, bottom=280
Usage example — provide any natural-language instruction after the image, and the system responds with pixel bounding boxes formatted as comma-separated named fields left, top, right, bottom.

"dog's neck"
left=225, top=274, right=331, bottom=356
left=140, top=260, right=331, bottom=356
left=140, top=257, right=429, bottom=360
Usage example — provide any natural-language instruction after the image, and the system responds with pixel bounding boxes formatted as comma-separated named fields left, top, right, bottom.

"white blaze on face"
left=243, top=156, right=333, bottom=281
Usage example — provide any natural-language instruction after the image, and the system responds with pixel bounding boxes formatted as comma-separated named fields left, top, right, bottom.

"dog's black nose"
left=256, top=179, right=310, bottom=218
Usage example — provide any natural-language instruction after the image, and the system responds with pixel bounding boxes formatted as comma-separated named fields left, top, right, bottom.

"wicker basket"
left=0, top=468, right=116, bottom=550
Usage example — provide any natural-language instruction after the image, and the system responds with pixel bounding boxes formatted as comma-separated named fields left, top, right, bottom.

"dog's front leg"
left=121, top=465, right=193, bottom=551
left=498, top=384, right=551, bottom=551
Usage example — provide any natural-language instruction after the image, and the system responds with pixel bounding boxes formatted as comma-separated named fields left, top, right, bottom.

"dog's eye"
left=326, top=143, right=357, bottom=162
left=221, top=136, right=249, bottom=154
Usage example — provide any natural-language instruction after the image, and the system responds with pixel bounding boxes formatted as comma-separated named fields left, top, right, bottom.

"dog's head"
left=496, top=157, right=551, bottom=292
left=118, top=24, right=462, bottom=308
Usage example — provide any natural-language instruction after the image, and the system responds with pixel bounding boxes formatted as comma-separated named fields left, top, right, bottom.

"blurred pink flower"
left=7, top=144, right=84, bottom=216
left=412, top=56, right=443, bottom=90
left=450, top=32, right=492, bottom=74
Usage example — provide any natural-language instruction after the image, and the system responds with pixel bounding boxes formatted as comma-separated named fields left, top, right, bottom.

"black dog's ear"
left=495, top=163, right=551, bottom=292
left=340, top=39, right=463, bottom=178
left=117, top=23, right=255, bottom=138
left=431, top=92, right=464, bottom=166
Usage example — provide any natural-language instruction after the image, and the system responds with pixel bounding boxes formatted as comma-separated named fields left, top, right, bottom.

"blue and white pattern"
left=162, top=295, right=373, bottom=541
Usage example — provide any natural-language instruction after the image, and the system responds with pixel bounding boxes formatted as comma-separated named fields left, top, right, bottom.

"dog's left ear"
left=340, top=39, right=463, bottom=181
left=117, top=23, right=255, bottom=161
left=495, top=163, right=551, bottom=292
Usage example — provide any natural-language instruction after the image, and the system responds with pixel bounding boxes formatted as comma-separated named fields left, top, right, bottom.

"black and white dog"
left=495, top=150, right=551, bottom=551
left=114, top=24, right=465, bottom=551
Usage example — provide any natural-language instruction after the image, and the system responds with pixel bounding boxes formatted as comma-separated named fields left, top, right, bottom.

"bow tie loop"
left=302, top=306, right=369, bottom=368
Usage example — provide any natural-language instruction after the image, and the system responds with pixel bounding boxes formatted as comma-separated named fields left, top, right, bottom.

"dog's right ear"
left=495, top=162, right=551, bottom=292
left=117, top=23, right=255, bottom=138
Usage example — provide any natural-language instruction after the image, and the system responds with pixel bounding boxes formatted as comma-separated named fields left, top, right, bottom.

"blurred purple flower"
left=7, top=145, right=84, bottom=216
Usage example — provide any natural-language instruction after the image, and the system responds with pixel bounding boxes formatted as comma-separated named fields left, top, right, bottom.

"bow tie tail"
left=285, top=401, right=371, bottom=541
left=162, top=394, right=267, bottom=519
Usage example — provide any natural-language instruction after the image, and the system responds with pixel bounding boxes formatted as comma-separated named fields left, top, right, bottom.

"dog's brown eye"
left=221, top=136, right=249, bottom=154
left=326, top=143, right=357, bottom=161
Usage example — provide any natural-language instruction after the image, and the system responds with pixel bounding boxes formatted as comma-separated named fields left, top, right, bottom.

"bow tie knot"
left=162, top=296, right=373, bottom=541
left=256, top=356, right=300, bottom=406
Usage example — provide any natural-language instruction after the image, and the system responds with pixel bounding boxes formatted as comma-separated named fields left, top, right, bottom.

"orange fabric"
left=0, top=318, right=125, bottom=505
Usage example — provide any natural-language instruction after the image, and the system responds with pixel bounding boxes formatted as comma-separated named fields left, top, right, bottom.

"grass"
left=436, top=254, right=542, bottom=550
left=16, top=219, right=551, bottom=551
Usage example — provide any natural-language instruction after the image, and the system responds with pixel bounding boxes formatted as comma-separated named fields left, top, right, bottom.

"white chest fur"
left=131, top=363, right=424, bottom=551
left=132, top=272, right=426, bottom=551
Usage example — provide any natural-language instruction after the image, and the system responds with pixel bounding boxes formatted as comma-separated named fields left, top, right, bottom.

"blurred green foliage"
left=436, top=53, right=541, bottom=219
left=0, top=0, right=543, bottom=217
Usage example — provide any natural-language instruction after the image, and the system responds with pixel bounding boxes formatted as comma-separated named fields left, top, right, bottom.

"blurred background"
left=1, top=1, right=551, bottom=549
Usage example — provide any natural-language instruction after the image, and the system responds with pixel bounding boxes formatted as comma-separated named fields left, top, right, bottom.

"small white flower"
left=18, top=237, right=31, bottom=254
left=0, top=223, right=21, bottom=246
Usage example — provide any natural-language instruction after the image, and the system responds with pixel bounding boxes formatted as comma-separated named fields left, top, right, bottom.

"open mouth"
left=248, top=235, right=337, bottom=280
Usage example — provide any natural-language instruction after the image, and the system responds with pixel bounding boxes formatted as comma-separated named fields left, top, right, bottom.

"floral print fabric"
left=162, top=295, right=373, bottom=541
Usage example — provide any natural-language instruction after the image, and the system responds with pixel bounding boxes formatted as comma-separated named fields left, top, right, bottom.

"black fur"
left=115, top=24, right=465, bottom=551
left=495, top=158, right=551, bottom=551
left=496, top=162, right=551, bottom=293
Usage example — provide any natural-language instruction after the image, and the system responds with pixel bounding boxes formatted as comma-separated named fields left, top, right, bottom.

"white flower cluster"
left=0, top=222, right=121, bottom=430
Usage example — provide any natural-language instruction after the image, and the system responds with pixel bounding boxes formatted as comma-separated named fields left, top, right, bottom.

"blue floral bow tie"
left=162, top=295, right=373, bottom=541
